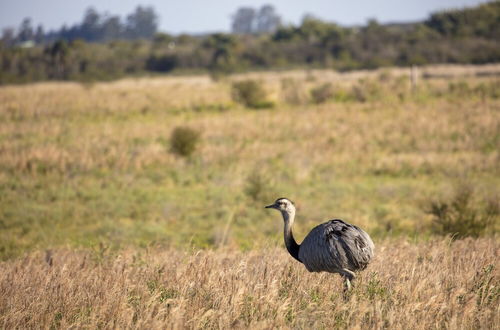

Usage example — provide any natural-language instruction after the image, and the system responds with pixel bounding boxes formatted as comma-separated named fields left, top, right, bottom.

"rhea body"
left=265, top=198, right=374, bottom=290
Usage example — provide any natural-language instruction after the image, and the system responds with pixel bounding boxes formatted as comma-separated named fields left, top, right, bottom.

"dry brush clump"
left=169, top=126, right=201, bottom=158
left=0, top=238, right=498, bottom=329
left=425, top=184, right=499, bottom=239
left=231, top=79, right=274, bottom=109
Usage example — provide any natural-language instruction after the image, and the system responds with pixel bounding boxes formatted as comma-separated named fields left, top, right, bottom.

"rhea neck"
left=281, top=208, right=301, bottom=262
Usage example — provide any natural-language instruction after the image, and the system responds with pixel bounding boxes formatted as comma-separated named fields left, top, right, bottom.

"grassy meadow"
left=0, top=64, right=499, bottom=328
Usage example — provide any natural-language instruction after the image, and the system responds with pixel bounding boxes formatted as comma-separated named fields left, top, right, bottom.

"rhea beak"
left=265, top=204, right=277, bottom=209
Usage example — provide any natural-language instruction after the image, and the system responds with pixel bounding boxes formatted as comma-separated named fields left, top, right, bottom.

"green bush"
left=310, top=83, right=334, bottom=104
left=231, top=80, right=274, bottom=109
left=170, top=126, right=200, bottom=157
left=425, top=185, right=498, bottom=239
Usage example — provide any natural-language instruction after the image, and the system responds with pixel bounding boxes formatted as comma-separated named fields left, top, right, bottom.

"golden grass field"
left=0, top=239, right=498, bottom=328
left=0, top=64, right=499, bottom=328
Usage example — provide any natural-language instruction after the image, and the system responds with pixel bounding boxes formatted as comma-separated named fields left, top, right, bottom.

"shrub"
left=310, top=83, right=334, bottom=104
left=424, top=185, right=498, bottom=239
left=170, top=126, right=200, bottom=157
left=231, top=80, right=274, bottom=109
left=145, top=54, right=178, bottom=72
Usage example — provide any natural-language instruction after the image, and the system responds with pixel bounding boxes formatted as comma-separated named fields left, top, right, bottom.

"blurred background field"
left=0, top=64, right=498, bottom=259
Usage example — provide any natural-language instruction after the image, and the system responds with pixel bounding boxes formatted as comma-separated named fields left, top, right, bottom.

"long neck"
left=282, top=210, right=301, bottom=262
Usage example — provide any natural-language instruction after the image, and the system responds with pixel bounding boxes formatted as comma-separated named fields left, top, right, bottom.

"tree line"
left=2, top=6, right=158, bottom=46
left=0, top=1, right=499, bottom=84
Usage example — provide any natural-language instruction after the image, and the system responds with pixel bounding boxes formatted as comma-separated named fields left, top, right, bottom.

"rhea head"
left=265, top=197, right=296, bottom=216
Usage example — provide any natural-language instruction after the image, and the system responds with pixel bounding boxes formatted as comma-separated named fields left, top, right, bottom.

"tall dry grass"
left=0, top=238, right=498, bottom=329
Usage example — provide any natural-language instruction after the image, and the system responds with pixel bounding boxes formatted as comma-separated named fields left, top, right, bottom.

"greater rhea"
left=265, top=197, right=374, bottom=291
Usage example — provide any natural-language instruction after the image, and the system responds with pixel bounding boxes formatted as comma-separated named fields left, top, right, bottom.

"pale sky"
left=0, top=0, right=490, bottom=34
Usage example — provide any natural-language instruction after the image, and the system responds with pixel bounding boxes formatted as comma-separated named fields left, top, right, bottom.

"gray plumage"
left=265, top=197, right=374, bottom=291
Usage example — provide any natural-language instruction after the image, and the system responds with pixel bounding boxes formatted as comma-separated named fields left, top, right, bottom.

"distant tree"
left=17, top=18, right=34, bottom=42
left=81, top=8, right=101, bottom=41
left=101, top=16, right=122, bottom=41
left=6, top=6, right=162, bottom=45
left=125, top=6, right=158, bottom=39
left=56, top=24, right=70, bottom=40
left=1, top=28, right=16, bottom=47
left=300, top=15, right=337, bottom=42
left=0, top=1, right=498, bottom=85
left=34, top=25, right=45, bottom=44
left=272, top=25, right=300, bottom=42
left=203, top=33, right=238, bottom=73
left=426, top=1, right=500, bottom=39
left=256, top=5, right=281, bottom=33
left=45, top=40, right=70, bottom=78
left=232, top=5, right=282, bottom=34
left=231, top=7, right=256, bottom=34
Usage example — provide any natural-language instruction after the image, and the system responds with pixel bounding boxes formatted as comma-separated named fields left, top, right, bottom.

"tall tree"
left=101, top=16, right=122, bottom=41
left=125, top=6, right=158, bottom=39
left=231, top=7, right=256, bottom=34
left=81, top=8, right=101, bottom=41
left=256, top=5, right=281, bottom=33
left=17, top=18, right=34, bottom=42
left=80, top=8, right=101, bottom=41
left=1, top=28, right=16, bottom=47
left=34, top=25, right=45, bottom=44
left=45, top=40, right=70, bottom=79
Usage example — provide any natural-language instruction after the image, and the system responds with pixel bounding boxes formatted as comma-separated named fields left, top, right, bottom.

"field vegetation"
left=0, top=64, right=499, bottom=327
left=1, top=64, right=498, bottom=259
left=0, top=239, right=498, bottom=328
left=1, top=1, right=499, bottom=84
